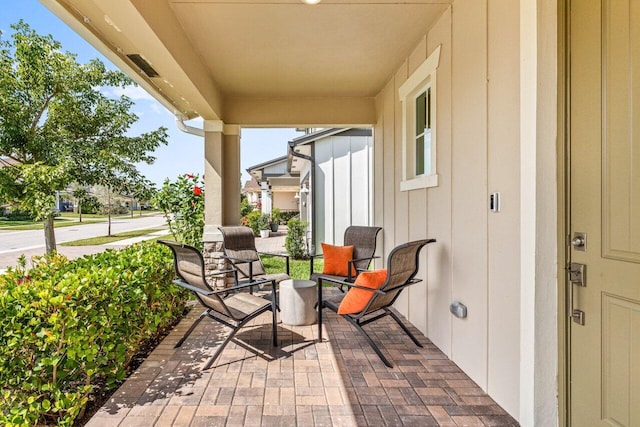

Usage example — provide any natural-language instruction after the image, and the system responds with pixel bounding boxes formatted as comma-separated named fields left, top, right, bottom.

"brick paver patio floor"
left=87, top=289, right=519, bottom=426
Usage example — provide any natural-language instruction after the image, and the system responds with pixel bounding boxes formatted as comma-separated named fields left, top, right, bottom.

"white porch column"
left=519, top=0, right=559, bottom=425
left=260, top=182, right=272, bottom=214
left=202, top=120, right=241, bottom=289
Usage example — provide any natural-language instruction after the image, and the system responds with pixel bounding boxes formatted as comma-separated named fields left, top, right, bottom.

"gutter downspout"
left=175, top=115, right=204, bottom=137
left=289, top=141, right=316, bottom=255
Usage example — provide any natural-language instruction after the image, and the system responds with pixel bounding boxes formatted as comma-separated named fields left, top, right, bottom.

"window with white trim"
left=399, top=45, right=441, bottom=191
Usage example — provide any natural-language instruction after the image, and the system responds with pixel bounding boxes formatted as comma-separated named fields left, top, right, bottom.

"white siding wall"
left=373, top=0, right=521, bottom=419
left=314, top=135, right=372, bottom=247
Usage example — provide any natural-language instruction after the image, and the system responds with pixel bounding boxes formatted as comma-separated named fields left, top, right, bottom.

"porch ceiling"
left=41, top=0, right=450, bottom=125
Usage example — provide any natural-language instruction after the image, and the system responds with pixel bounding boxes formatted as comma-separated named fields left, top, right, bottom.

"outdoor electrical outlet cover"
left=450, top=301, right=468, bottom=319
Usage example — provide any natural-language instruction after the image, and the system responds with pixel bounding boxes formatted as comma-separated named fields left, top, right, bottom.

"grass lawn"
left=261, top=254, right=324, bottom=280
left=60, top=228, right=165, bottom=246
left=0, top=218, right=102, bottom=231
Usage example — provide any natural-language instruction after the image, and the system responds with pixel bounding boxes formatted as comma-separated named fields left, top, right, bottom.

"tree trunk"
left=44, top=216, right=57, bottom=254
left=78, top=200, right=82, bottom=223
left=107, top=191, right=112, bottom=236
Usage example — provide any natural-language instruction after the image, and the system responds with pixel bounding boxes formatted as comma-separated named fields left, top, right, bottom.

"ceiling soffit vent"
left=126, top=54, right=159, bottom=78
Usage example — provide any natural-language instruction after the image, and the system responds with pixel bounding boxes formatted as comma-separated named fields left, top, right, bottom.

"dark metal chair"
left=310, top=225, right=382, bottom=285
left=219, top=226, right=290, bottom=286
left=317, top=238, right=435, bottom=368
left=159, top=240, right=278, bottom=370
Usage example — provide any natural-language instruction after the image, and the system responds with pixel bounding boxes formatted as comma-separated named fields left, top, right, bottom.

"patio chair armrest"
left=173, top=278, right=270, bottom=296
left=221, top=278, right=273, bottom=294
left=350, top=255, right=381, bottom=263
left=348, top=255, right=381, bottom=278
left=340, top=281, right=386, bottom=295
left=317, top=275, right=351, bottom=287
left=208, top=268, right=238, bottom=276
left=258, top=252, right=290, bottom=275
left=309, top=253, right=324, bottom=275
left=220, top=254, right=252, bottom=264
left=258, top=251, right=288, bottom=258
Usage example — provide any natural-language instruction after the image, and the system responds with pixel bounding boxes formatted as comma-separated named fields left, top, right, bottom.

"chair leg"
left=386, top=309, right=423, bottom=348
left=271, top=281, right=278, bottom=347
left=202, top=308, right=274, bottom=370
left=344, top=316, right=393, bottom=368
left=202, top=326, right=241, bottom=370
left=317, top=280, right=323, bottom=342
left=175, top=309, right=208, bottom=348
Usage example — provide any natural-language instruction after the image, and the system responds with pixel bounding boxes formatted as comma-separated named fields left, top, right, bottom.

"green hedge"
left=0, top=242, right=188, bottom=426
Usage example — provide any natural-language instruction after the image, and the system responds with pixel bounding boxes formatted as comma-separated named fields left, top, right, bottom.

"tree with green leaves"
left=0, top=21, right=167, bottom=253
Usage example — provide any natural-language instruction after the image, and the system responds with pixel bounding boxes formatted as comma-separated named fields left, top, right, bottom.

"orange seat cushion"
left=337, top=269, right=388, bottom=315
left=322, top=243, right=357, bottom=277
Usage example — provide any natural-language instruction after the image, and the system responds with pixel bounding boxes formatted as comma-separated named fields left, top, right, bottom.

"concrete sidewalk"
left=254, top=225, right=288, bottom=254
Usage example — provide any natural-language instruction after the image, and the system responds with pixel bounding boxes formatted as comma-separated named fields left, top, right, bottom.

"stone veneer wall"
left=202, top=241, right=236, bottom=290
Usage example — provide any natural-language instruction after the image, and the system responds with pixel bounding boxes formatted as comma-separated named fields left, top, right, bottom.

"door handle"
left=571, top=232, right=587, bottom=251
left=567, top=263, right=586, bottom=325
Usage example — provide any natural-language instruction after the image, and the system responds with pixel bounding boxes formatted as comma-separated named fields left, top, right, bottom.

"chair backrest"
left=158, top=240, right=235, bottom=318
left=219, top=226, right=266, bottom=278
left=362, top=238, right=435, bottom=314
left=343, top=226, right=382, bottom=271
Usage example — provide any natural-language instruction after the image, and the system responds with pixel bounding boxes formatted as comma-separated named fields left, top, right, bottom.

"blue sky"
left=0, top=0, right=301, bottom=187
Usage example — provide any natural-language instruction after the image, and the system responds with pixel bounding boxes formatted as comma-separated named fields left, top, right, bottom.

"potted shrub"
left=258, top=213, right=271, bottom=238
left=270, top=208, right=281, bottom=232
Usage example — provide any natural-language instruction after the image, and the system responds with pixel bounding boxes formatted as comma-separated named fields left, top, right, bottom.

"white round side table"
left=279, top=279, right=317, bottom=326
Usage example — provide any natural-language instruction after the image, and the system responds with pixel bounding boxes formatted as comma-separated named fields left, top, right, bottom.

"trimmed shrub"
left=78, top=195, right=101, bottom=214
left=0, top=242, right=188, bottom=426
left=285, top=218, right=308, bottom=259
left=3, top=211, right=32, bottom=221
left=245, top=211, right=263, bottom=236
left=279, top=210, right=299, bottom=224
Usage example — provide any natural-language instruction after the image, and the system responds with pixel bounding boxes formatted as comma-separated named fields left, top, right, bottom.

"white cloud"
left=102, top=85, right=155, bottom=101
left=150, top=102, right=172, bottom=117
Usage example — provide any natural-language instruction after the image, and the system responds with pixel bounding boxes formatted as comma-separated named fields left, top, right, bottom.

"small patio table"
left=279, top=279, right=317, bottom=326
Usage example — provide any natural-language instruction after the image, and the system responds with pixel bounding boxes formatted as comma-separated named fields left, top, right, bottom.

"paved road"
left=0, top=214, right=167, bottom=269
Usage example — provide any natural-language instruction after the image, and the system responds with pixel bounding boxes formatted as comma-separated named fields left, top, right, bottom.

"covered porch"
left=40, top=0, right=560, bottom=425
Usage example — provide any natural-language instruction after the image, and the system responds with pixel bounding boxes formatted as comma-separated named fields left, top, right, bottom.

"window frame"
left=398, top=45, right=441, bottom=192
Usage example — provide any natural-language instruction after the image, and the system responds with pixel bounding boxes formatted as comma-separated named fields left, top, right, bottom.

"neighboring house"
left=246, top=156, right=299, bottom=215
left=289, top=128, right=373, bottom=254
left=43, top=1, right=634, bottom=424
left=241, top=178, right=261, bottom=208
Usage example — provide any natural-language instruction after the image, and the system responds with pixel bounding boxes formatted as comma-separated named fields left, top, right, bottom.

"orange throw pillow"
left=322, top=243, right=357, bottom=277
left=337, top=269, right=388, bottom=315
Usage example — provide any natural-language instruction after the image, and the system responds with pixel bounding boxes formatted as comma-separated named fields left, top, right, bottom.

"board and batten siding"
left=314, top=135, right=373, bottom=247
left=373, top=0, right=521, bottom=419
